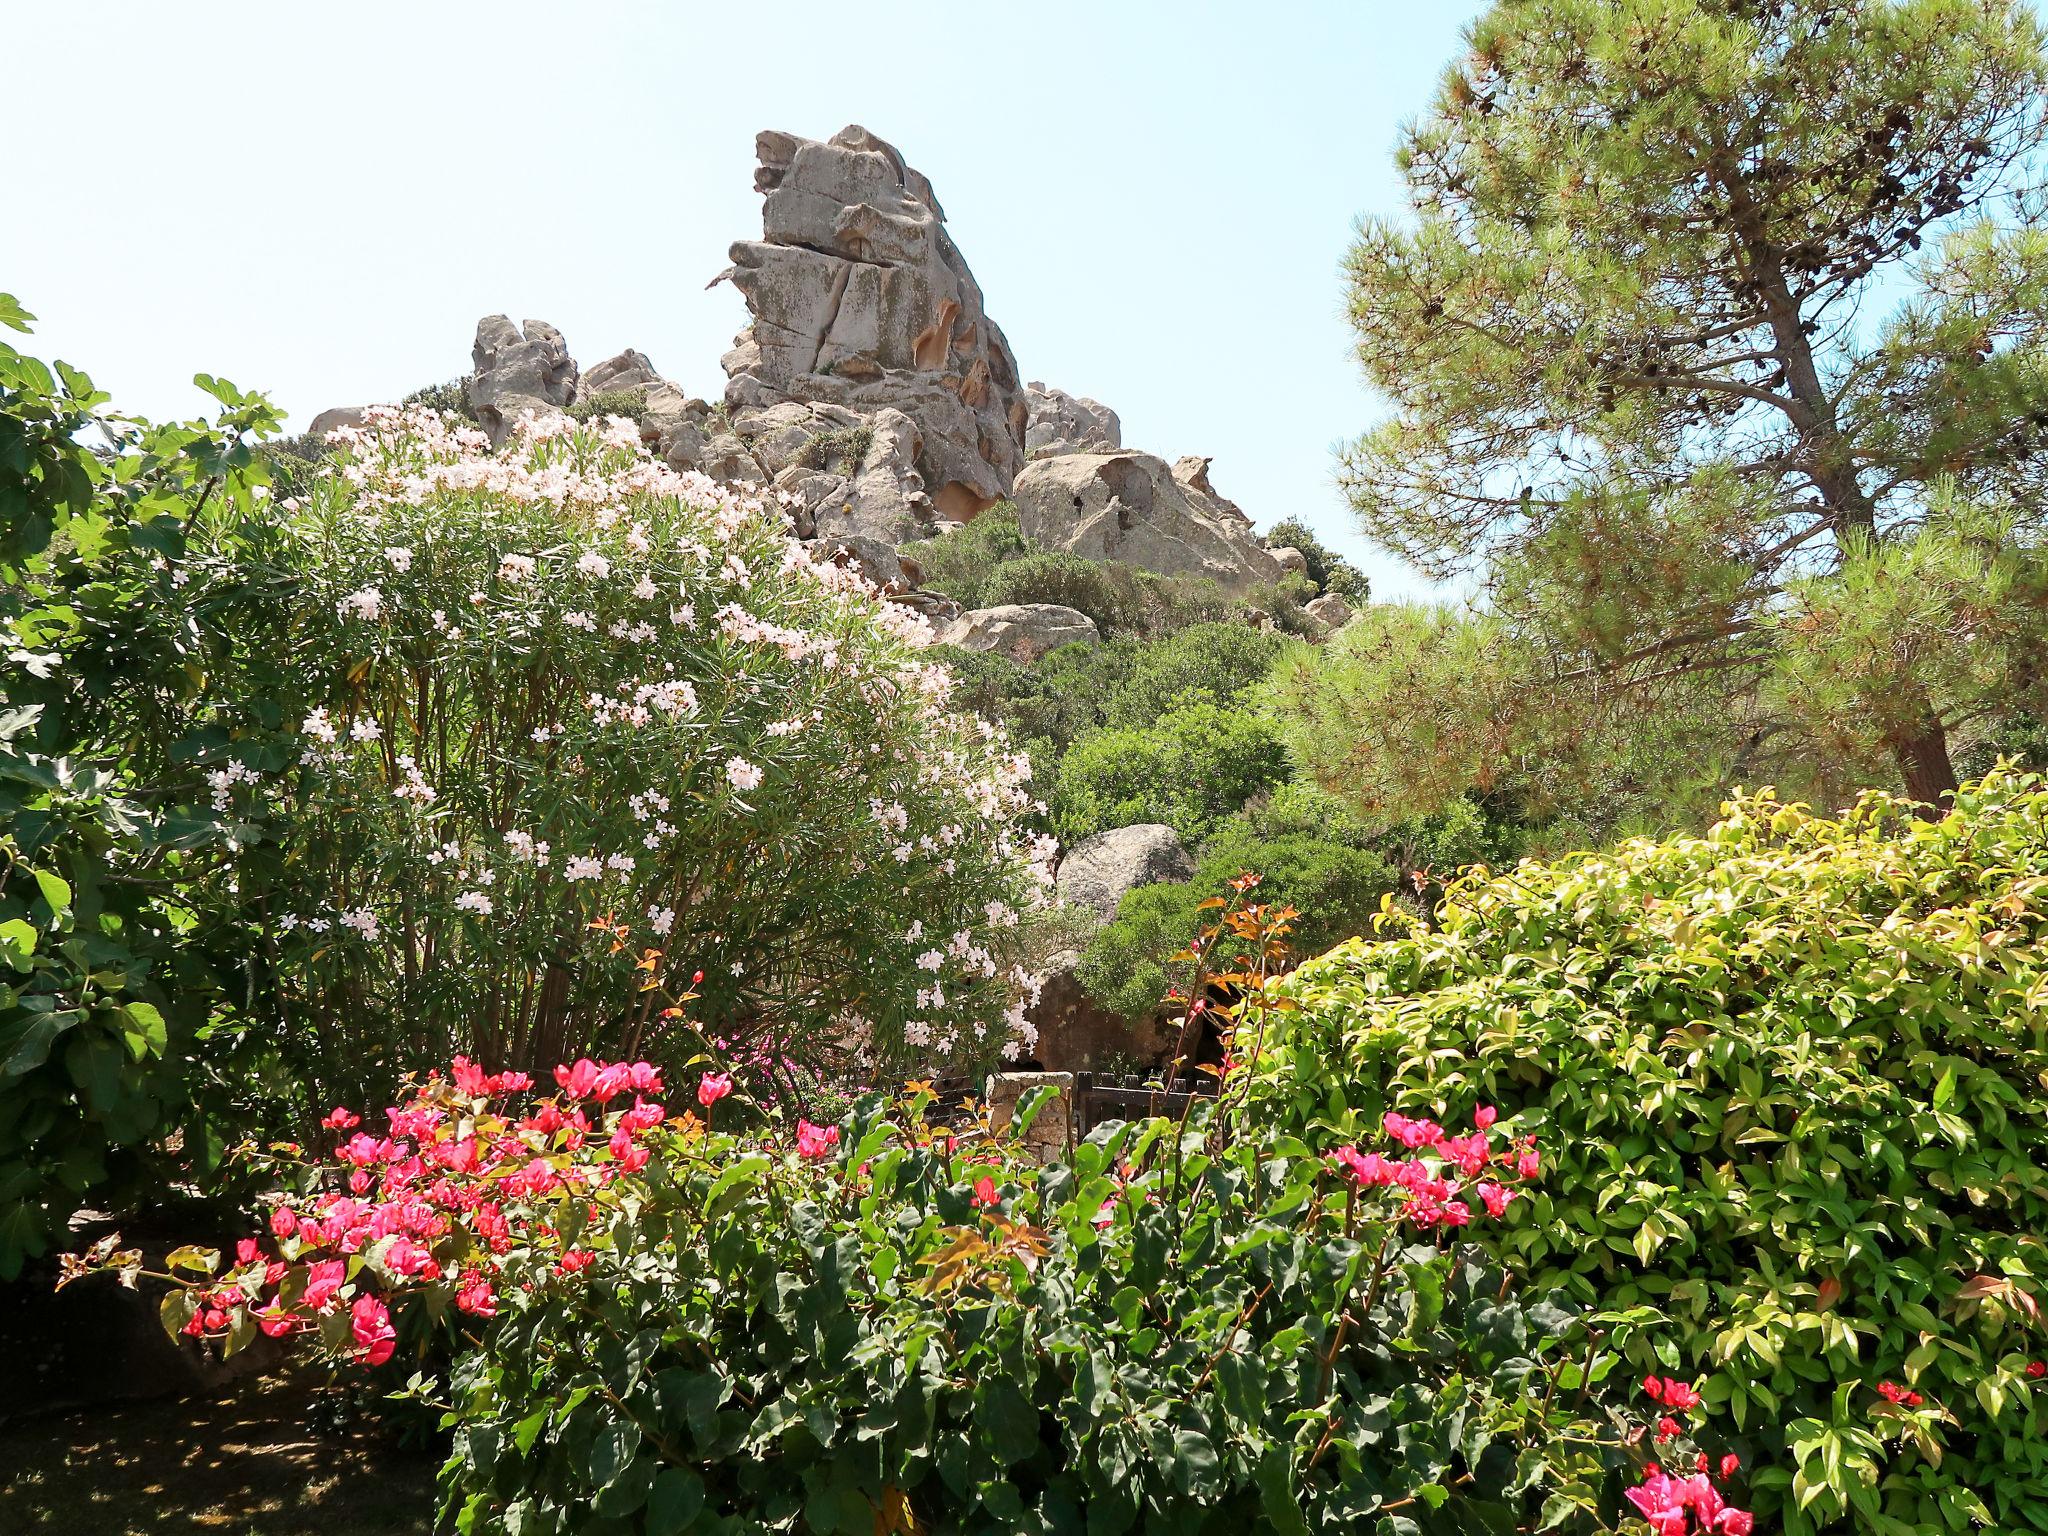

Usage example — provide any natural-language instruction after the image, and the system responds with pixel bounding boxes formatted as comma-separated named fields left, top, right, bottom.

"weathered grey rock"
left=936, top=603, right=1099, bottom=663
left=1011, top=452, right=1285, bottom=594
left=308, top=405, right=369, bottom=439
left=716, top=126, right=1028, bottom=522
left=1304, top=593, right=1356, bottom=631
left=466, top=316, right=578, bottom=445
left=1269, top=545, right=1309, bottom=576
left=806, top=533, right=920, bottom=594
left=579, top=348, right=663, bottom=398
left=1056, top=823, right=1194, bottom=920
left=887, top=589, right=963, bottom=622
left=1025, top=382, right=1121, bottom=457
left=1172, top=455, right=1253, bottom=526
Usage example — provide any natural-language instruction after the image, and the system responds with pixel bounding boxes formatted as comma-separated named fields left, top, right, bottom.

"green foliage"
left=907, top=503, right=1029, bottom=610
left=914, top=509, right=1234, bottom=640
left=1100, top=622, right=1296, bottom=729
left=256, top=409, right=1042, bottom=1103
left=1251, top=768, right=2048, bottom=1532
left=1343, top=0, right=2048, bottom=808
left=0, top=299, right=288, bottom=1278
left=1050, top=702, right=1291, bottom=848
left=566, top=388, right=651, bottom=428
left=432, top=1098, right=1625, bottom=1535
left=1266, top=601, right=1742, bottom=848
left=1264, top=517, right=1370, bottom=603
left=402, top=379, right=476, bottom=423
left=1076, top=786, right=1400, bottom=1020
left=800, top=423, right=873, bottom=474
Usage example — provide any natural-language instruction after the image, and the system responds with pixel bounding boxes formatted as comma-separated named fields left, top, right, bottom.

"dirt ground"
left=0, top=1366, right=437, bottom=1536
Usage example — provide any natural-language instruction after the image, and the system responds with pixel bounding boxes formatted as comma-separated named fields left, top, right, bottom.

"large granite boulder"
left=1025, top=383, right=1121, bottom=458
left=1026, top=952, right=1179, bottom=1073
left=1304, top=593, right=1356, bottom=632
left=466, top=316, right=578, bottom=444
left=716, top=126, right=1029, bottom=523
left=1012, top=451, right=1285, bottom=594
left=935, top=603, right=1099, bottom=663
left=1056, top=823, right=1195, bottom=920
left=579, top=348, right=663, bottom=398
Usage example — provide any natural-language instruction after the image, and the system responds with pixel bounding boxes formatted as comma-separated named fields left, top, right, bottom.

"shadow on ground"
left=0, top=1365, right=436, bottom=1536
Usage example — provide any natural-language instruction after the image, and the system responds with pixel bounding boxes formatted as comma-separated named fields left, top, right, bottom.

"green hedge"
left=1248, top=770, right=2048, bottom=1533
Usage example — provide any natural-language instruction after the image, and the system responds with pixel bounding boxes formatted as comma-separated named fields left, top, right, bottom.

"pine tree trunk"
left=1893, top=720, right=1958, bottom=817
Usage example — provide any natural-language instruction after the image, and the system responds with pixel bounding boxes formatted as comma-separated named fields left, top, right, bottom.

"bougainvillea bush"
left=1249, top=769, right=2048, bottom=1533
left=234, top=405, right=1048, bottom=1103
left=73, top=1052, right=1733, bottom=1534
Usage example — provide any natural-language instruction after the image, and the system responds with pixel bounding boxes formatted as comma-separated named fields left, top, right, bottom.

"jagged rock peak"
left=717, top=126, right=1028, bottom=522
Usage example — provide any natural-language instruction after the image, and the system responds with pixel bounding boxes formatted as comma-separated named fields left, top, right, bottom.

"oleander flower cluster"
left=205, top=405, right=1050, bottom=1100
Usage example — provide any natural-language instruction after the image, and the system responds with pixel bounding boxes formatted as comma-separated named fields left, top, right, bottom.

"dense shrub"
left=0, top=302, right=289, bottom=1276
left=1249, top=770, right=2048, bottom=1533
left=402, top=379, right=477, bottom=423
left=569, top=389, right=651, bottom=428
left=906, top=503, right=1029, bottom=608
left=89, top=1054, right=1661, bottom=1535
left=1264, top=517, right=1370, bottom=604
left=247, top=407, right=1047, bottom=1105
left=1077, top=787, right=1399, bottom=1021
left=1050, top=701, right=1291, bottom=847
left=1098, top=622, right=1296, bottom=730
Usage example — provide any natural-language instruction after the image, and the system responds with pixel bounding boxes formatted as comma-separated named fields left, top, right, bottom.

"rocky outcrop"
left=935, top=603, right=1100, bottom=663
left=1011, top=451, right=1285, bottom=595
left=1269, top=545, right=1308, bottom=576
left=1055, top=824, right=1194, bottom=920
left=1305, top=593, right=1356, bottom=632
left=307, top=405, right=368, bottom=439
left=715, top=126, right=1028, bottom=523
left=579, top=348, right=663, bottom=398
left=1025, top=383, right=1121, bottom=458
left=1026, top=953, right=1178, bottom=1073
left=466, top=317, right=578, bottom=444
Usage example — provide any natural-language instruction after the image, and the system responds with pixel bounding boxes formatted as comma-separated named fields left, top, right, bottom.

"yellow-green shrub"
left=1247, top=770, right=2048, bottom=1533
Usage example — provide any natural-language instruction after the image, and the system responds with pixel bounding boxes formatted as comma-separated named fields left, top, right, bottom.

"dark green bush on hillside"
left=909, top=504, right=1029, bottom=609
left=1100, top=623, right=1296, bottom=730
left=1076, top=786, right=1398, bottom=1020
left=1051, top=702, right=1291, bottom=847
left=1249, top=769, right=2048, bottom=1533
left=1265, top=517, right=1370, bottom=603
left=403, top=378, right=477, bottom=423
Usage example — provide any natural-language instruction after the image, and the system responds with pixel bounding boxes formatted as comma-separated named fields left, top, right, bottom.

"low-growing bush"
left=78, top=1046, right=1690, bottom=1535
left=568, top=388, right=653, bottom=427
left=1264, top=517, right=1371, bottom=604
left=906, top=503, right=1029, bottom=609
left=1249, top=769, right=2048, bottom=1532
left=1050, top=701, right=1292, bottom=847
left=1098, top=622, right=1297, bottom=730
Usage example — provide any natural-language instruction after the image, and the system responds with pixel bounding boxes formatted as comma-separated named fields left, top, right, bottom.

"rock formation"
left=1304, top=593, right=1356, bottom=632
left=466, top=317, right=578, bottom=444
left=1054, top=824, right=1195, bottom=920
left=934, top=603, right=1100, bottom=664
left=1011, top=451, right=1285, bottom=595
left=715, top=126, right=1029, bottom=524
left=1024, top=383, right=1121, bottom=458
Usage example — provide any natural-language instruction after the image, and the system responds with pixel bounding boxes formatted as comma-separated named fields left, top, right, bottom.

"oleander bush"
left=247, top=406, right=1049, bottom=1106
left=81, top=1039, right=1696, bottom=1536
left=1248, top=769, right=2048, bottom=1533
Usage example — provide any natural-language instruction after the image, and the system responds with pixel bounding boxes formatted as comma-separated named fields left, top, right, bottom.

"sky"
left=10, top=2, right=1485, bottom=600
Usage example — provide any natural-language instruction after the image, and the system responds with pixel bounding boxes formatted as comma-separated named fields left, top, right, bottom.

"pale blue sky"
left=12, top=2, right=1484, bottom=599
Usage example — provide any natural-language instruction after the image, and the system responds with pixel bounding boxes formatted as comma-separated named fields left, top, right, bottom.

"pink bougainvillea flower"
left=1513, top=1141, right=1540, bottom=1180
left=2028, top=1360, right=2047, bottom=1380
left=1661, top=1378, right=1703, bottom=1411
left=1440, top=1132, right=1492, bottom=1179
left=1720, top=1453, right=1741, bottom=1481
left=350, top=1293, right=396, bottom=1366
left=697, top=1072, right=733, bottom=1109
left=1381, top=1112, right=1443, bottom=1149
left=1473, top=1104, right=1498, bottom=1130
left=1333, top=1146, right=1399, bottom=1187
left=269, top=1206, right=298, bottom=1239
left=255, top=1306, right=298, bottom=1339
left=971, top=1175, right=999, bottom=1209
left=236, top=1237, right=261, bottom=1266
left=302, top=1258, right=348, bottom=1311
left=1476, top=1180, right=1517, bottom=1217
left=321, top=1107, right=360, bottom=1130
left=796, top=1120, right=839, bottom=1160
left=455, top=1271, right=498, bottom=1318
left=556, top=1249, right=594, bottom=1276
left=1656, top=1415, right=1683, bottom=1440
left=1876, top=1380, right=1924, bottom=1407
left=554, top=1059, right=601, bottom=1099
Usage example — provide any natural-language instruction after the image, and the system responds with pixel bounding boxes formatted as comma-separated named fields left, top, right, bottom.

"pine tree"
left=1344, top=0, right=2048, bottom=810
